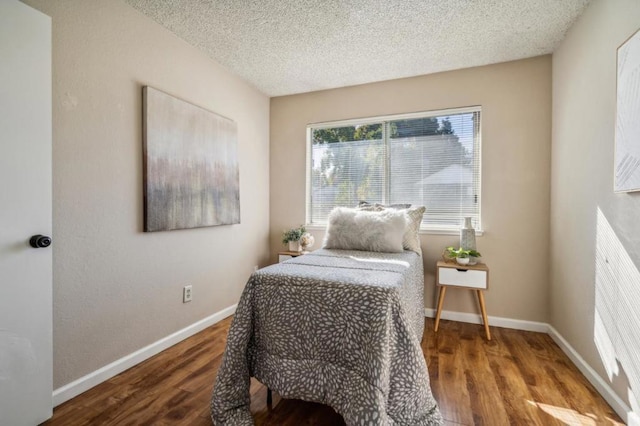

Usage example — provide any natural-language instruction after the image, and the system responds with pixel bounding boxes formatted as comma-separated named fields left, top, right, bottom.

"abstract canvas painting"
left=615, top=28, right=640, bottom=192
left=143, top=86, right=240, bottom=231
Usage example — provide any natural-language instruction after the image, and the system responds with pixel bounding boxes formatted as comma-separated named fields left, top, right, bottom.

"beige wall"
left=270, top=56, right=552, bottom=322
left=551, top=0, right=640, bottom=413
left=23, top=0, right=270, bottom=389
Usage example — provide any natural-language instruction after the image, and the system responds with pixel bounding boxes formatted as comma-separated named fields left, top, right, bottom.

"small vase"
left=460, top=217, right=476, bottom=251
left=288, top=240, right=301, bottom=252
left=456, top=257, right=470, bottom=265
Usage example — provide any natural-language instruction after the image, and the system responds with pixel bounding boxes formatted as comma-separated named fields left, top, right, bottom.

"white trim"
left=308, top=105, right=482, bottom=129
left=424, top=308, right=548, bottom=332
left=305, top=106, right=483, bottom=231
left=418, top=228, right=485, bottom=236
left=304, top=225, right=485, bottom=236
left=52, top=304, right=237, bottom=407
left=476, top=109, right=483, bottom=233
left=305, top=126, right=313, bottom=225
left=547, top=325, right=632, bottom=424
left=425, top=308, right=632, bottom=422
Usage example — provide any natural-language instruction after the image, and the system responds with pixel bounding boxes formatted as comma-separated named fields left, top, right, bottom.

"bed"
left=211, top=203, right=442, bottom=426
left=210, top=247, right=443, bottom=425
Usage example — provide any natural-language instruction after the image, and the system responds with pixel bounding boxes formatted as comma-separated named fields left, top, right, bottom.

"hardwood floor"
left=43, top=317, right=623, bottom=426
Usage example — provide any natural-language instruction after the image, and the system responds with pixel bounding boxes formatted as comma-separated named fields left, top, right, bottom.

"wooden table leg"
left=434, top=286, right=447, bottom=332
left=476, top=290, right=491, bottom=340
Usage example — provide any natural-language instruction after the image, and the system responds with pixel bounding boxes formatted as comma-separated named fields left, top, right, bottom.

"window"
left=306, top=106, right=481, bottom=232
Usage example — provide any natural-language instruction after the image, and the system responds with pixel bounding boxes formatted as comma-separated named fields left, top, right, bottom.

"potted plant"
left=282, top=225, right=306, bottom=252
left=445, top=247, right=482, bottom=266
left=467, top=249, right=482, bottom=265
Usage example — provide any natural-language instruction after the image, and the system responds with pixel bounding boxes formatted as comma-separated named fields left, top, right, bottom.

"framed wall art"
left=615, top=28, right=640, bottom=192
left=143, top=86, right=240, bottom=231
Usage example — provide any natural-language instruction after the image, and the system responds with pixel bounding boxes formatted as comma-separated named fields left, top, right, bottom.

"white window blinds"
left=307, top=107, right=481, bottom=232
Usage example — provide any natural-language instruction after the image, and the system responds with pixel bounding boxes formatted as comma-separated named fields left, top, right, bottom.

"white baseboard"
left=547, top=325, right=632, bottom=424
left=424, top=308, right=548, bottom=332
left=425, top=308, right=632, bottom=422
left=52, top=304, right=237, bottom=407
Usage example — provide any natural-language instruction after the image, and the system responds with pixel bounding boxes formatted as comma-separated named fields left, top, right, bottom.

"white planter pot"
left=288, top=240, right=301, bottom=252
left=456, top=257, right=470, bottom=265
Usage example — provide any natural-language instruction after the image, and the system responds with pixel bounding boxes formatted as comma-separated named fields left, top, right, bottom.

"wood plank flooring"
left=43, top=317, right=623, bottom=425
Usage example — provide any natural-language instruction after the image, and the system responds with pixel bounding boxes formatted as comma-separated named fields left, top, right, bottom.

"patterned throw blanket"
left=211, top=249, right=443, bottom=425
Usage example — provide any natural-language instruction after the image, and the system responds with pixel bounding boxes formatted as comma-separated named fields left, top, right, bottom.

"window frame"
left=305, top=106, right=482, bottom=235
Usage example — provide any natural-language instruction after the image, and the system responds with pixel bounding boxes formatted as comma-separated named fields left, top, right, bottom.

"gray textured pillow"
left=323, top=207, right=406, bottom=253
left=402, top=206, right=426, bottom=254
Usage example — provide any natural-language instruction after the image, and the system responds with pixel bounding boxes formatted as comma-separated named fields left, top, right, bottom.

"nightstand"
left=435, top=260, right=491, bottom=340
left=278, top=251, right=305, bottom=263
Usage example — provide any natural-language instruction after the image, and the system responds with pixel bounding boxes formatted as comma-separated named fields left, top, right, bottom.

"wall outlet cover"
left=183, top=285, right=192, bottom=303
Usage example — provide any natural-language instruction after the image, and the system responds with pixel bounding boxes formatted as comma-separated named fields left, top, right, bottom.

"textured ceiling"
left=125, top=0, right=591, bottom=97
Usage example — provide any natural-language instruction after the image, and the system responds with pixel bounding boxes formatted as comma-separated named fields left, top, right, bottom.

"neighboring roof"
left=417, top=164, right=473, bottom=186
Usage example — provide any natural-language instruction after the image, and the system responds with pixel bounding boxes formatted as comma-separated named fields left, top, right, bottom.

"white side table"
left=435, top=260, right=491, bottom=340
left=278, top=251, right=305, bottom=263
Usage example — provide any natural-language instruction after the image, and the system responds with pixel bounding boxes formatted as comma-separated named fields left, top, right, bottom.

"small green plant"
left=468, top=249, right=481, bottom=258
left=282, top=225, right=307, bottom=244
left=446, top=246, right=481, bottom=259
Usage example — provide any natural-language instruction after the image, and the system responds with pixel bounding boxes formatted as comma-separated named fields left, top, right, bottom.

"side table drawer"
left=278, top=254, right=293, bottom=262
left=439, top=267, right=487, bottom=289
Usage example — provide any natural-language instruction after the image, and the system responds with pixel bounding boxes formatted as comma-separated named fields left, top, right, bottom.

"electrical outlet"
left=183, top=285, right=192, bottom=303
left=254, top=265, right=259, bottom=272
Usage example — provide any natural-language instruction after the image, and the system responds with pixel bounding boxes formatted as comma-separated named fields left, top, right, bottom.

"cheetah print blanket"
left=211, top=249, right=442, bottom=425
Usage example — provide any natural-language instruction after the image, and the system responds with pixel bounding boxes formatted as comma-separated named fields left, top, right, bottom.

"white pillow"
left=323, top=207, right=406, bottom=253
left=357, top=203, right=425, bottom=254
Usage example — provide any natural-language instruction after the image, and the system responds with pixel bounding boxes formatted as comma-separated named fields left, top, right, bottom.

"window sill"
left=305, top=224, right=484, bottom=237
left=418, top=228, right=484, bottom=236
left=304, top=224, right=329, bottom=232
